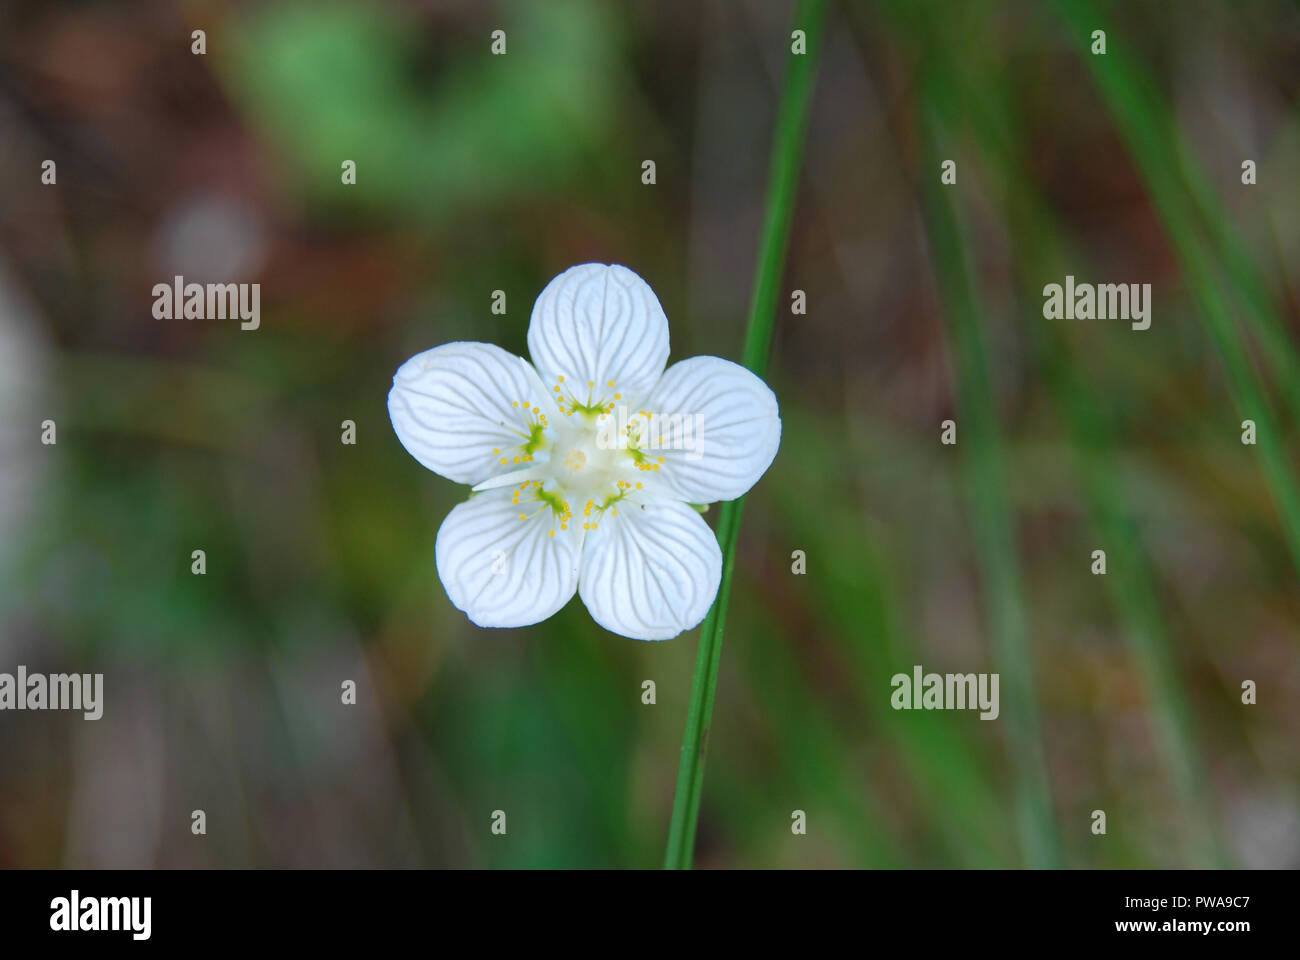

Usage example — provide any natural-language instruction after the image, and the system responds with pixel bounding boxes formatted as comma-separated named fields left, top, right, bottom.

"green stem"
left=662, top=0, right=826, bottom=870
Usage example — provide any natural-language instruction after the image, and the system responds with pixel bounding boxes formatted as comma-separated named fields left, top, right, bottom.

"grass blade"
left=1053, top=0, right=1300, bottom=583
left=918, top=98, right=1062, bottom=869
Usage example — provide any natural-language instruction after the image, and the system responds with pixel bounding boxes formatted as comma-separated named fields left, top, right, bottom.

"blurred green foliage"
left=226, top=1, right=620, bottom=219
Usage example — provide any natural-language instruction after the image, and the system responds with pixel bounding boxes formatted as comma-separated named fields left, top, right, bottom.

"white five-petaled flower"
left=388, top=263, right=781, bottom=641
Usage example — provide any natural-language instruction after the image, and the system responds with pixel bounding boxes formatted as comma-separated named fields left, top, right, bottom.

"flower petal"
left=640, top=355, right=781, bottom=503
left=578, top=500, right=721, bottom=641
left=527, top=263, right=670, bottom=406
left=435, top=489, right=579, bottom=629
left=388, top=342, right=554, bottom=486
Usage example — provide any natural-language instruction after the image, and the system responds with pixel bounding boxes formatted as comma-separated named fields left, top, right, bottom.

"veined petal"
left=389, top=342, right=555, bottom=486
left=578, top=500, right=721, bottom=641
left=527, top=263, right=670, bottom=408
left=435, top=488, right=579, bottom=629
left=640, top=355, right=781, bottom=503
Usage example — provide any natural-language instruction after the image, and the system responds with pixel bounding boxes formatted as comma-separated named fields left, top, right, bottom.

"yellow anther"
left=548, top=530, right=555, bottom=538
left=518, top=514, right=526, bottom=520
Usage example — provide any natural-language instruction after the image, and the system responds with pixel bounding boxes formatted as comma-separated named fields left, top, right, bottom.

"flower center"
left=485, top=378, right=663, bottom=535
left=549, top=413, right=628, bottom=506
left=533, top=404, right=647, bottom=532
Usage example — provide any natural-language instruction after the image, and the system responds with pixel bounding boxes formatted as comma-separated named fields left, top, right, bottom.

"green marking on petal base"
left=522, top=421, right=547, bottom=455
left=536, top=487, right=567, bottom=516
left=565, top=399, right=615, bottom=417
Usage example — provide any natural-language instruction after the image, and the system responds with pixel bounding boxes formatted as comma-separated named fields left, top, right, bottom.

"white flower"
left=388, top=263, right=781, bottom=641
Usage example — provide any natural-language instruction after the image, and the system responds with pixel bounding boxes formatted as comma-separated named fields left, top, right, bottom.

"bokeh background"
left=1, top=0, right=1298, bottom=869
